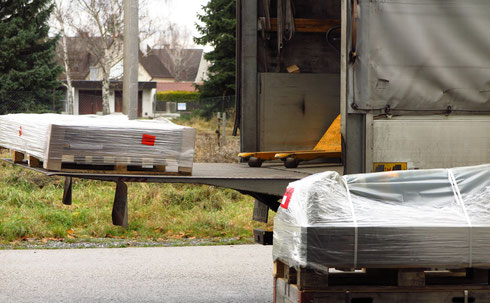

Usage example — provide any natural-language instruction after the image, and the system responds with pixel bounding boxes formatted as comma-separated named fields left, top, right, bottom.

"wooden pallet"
left=10, top=150, right=192, bottom=176
left=274, top=260, right=490, bottom=303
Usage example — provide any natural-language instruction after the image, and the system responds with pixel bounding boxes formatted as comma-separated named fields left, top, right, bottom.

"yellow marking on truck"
left=373, top=162, right=407, bottom=172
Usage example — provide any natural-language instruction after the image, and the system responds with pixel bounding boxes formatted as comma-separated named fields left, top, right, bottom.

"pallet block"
left=12, top=150, right=24, bottom=163
left=274, top=260, right=490, bottom=303
left=274, top=260, right=490, bottom=289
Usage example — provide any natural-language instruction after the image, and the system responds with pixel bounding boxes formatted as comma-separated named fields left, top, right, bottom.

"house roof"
left=57, top=37, right=171, bottom=81
left=139, top=51, right=173, bottom=79
left=58, top=37, right=204, bottom=83
left=57, top=37, right=99, bottom=80
left=150, top=48, right=204, bottom=82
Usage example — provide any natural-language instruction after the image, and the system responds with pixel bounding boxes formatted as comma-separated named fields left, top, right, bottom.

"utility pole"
left=123, top=0, right=139, bottom=120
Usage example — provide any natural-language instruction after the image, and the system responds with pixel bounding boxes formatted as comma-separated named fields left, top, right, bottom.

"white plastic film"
left=273, top=164, right=490, bottom=271
left=0, top=113, right=195, bottom=169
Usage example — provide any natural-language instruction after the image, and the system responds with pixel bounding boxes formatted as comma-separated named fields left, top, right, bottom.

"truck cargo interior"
left=238, top=0, right=342, bottom=163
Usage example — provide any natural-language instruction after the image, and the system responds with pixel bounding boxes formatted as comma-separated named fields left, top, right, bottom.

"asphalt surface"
left=0, top=245, right=273, bottom=303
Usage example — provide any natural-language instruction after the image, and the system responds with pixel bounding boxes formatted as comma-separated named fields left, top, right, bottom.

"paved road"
left=0, top=245, right=273, bottom=303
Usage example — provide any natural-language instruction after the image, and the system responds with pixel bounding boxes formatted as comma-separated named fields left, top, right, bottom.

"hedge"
left=156, top=91, right=200, bottom=102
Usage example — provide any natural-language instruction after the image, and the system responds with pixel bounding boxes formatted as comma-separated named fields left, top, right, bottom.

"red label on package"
left=280, top=187, right=294, bottom=209
left=141, top=134, right=156, bottom=146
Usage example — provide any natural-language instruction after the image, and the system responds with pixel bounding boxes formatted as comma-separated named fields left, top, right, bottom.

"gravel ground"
left=0, top=237, right=252, bottom=250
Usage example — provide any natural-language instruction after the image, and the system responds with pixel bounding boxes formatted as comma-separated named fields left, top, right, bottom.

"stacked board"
left=0, top=114, right=196, bottom=175
left=273, top=164, right=490, bottom=271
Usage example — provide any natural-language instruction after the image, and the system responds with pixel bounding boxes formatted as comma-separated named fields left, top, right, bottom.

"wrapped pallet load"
left=273, top=164, right=490, bottom=272
left=0, top=114, right=195, bottom=174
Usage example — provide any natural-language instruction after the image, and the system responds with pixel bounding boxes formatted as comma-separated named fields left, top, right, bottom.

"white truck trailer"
left=235, top=0, right=490, bottom=302
left=237, top=0, right=490, bottom=174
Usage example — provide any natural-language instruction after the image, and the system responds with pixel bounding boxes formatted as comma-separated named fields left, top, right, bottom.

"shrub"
left=156, top=91, right=200, bottom=102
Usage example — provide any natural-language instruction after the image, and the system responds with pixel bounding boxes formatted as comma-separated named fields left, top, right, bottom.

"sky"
left=50, top=0, right=211, bottom=50
left=147, top=0, right=210, bottom=46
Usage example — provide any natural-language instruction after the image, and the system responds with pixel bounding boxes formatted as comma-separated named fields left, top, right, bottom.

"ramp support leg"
left=62, top=177, right=73, bottom=205
left=241, top=192, right=280, bottom=212
left=112, top=181, right=128, bottom=228
left=253, top=199, right=270, bottom=223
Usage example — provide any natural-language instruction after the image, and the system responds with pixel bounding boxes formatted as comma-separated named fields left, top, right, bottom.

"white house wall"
left=138, top=64, right=152, bottom=82
left=195, top=53, right=210, bottom=83
left=142, top=88, right=155, bottom=117
left=155, top=78, right=175, bottom=83
left=72, top=87, right=155, bottom=116
left=109, top=90, right=115, bottom=113
left=86, top=62, right=151, bottom=82
left=73, top=87, right=79, bottom=115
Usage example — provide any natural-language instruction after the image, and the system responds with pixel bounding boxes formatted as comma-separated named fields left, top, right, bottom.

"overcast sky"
left=51, top=0, right=211, bottom=49
left=147, top=0, right=210, bottom=46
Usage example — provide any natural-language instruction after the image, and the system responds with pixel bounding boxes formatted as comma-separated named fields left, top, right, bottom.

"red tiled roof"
left=157, top=82, right=197, bottom=92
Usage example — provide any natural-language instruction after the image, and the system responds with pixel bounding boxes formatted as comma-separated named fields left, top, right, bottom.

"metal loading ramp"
left=4, top=159, right=343, bottom=227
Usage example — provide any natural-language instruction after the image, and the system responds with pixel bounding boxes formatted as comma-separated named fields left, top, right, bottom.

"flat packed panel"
left=273, top=165, right=490, bottom=270
left=0, top=114, right=195, bottom=170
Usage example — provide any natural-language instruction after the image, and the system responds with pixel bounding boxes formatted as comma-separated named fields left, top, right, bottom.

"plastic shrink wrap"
left=0, top=114, right=195, bottom=171
left=273, top=164, right=490, bottom=272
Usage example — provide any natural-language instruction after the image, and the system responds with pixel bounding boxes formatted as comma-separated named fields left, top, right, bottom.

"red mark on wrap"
left=142, top=134, right=156, bottom=146
left=281, top=187, right=294, bottom=209
left=19, top=126, right=22, bottom=136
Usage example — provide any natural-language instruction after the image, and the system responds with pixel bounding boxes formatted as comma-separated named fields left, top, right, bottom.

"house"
left=147, top=47, right=209, bottom=92
left=58, top=37, right=158, bottom=117
left=58, top=38, right=210, bottom=116
left=72, top=80, right=156, bottom=117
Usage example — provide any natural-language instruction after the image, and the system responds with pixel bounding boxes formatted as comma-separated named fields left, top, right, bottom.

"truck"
left=237, top=0, right=490, bottom=174
left=235, top=0, right=490, bottom=302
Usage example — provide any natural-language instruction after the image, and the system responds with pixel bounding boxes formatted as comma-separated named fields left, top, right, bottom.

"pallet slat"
left=274, top=260, right=490, bottom=303
left=274, top=260, right=490, bottom=290
left=7, top=149, right=192, bottom=176
left=274, top=277, right=490, bottom=303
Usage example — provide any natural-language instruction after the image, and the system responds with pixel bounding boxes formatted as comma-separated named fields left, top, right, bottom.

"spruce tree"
left=194, top=0, right=236, bottom=113
left=0, top=0, right=62, bottom=114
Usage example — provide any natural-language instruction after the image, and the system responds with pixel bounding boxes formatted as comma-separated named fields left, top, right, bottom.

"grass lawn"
left=0, top=114, right=274, bottom=246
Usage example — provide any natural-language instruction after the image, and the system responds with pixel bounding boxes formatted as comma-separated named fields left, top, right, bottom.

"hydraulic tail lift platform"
left=5, top=159, right=343, bottom=228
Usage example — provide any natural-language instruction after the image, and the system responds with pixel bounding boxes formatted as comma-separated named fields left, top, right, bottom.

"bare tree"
left=65, top=0, right=155, bottom=115
left=155, top=22, right=196, bottom=82
left=69, top=0, right=125, bottom=115
left=52, top=0, right=74, bottom=114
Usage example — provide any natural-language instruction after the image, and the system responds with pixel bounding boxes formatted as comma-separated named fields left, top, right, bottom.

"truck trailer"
left=237, top=0, right=490, bottom=174
left=235, top=0, right=490, bottom=302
